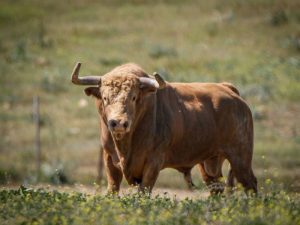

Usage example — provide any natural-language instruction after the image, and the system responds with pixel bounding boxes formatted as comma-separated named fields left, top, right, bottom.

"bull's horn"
left=139, top=73, right=166, bottom=90
left=71, top=62, right=101, bottom=85
left=153, top=72, right=166, bottom=89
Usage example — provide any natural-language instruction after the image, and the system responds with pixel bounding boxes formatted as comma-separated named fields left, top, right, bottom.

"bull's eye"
left=103, top=97, right=108, bottom=105
left=132, top=96, right=136, bottom=102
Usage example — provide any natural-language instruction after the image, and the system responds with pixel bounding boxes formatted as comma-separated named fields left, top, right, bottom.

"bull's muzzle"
left=108, top=118, right=130, bottom=134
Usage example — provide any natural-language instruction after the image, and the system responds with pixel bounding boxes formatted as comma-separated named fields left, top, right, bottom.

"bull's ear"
left=84, top=87, right=101, bottom=99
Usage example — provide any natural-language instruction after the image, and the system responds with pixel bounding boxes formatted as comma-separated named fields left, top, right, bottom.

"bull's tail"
left=221, top=82, right=240, bottom=96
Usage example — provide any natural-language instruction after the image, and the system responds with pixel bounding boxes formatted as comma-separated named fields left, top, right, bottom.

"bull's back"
left=158, top=82, right=252, bottom=167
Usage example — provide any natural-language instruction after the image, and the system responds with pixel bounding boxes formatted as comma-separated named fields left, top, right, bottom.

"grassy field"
left=0, top=186, right=299, bottom=225
left=0, top=0, right=300, bottom=219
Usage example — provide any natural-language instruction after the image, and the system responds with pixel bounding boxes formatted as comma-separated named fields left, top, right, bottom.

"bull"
left=71, top=62, right=257, bottom=194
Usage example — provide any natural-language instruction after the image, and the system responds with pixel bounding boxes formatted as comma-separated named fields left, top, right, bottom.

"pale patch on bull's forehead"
left=101, top=74, right=138, bottom=101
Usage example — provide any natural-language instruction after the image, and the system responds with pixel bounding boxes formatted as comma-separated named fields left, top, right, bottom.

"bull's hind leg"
left=177, top=167, right=196, bottom=190
left=227, top=168, right=235, bottom=191
left=178, top=168, right=196, bottom=190
left=198, top=156, right=225, bottom=195
left=227, top=148, right=257, bottom=193
left=183, top=170, right=196, bottom=190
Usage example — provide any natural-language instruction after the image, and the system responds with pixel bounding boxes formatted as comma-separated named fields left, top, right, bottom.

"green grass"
left=0, top=0, right=299, bottom=192
left=0, top=186, right=299, bottom=225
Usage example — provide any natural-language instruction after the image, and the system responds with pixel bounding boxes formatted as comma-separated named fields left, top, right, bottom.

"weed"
left=0, top=187, right=299, bottom=225
left=271, top=9, right=288, bottom=26
left=148, top=45, right=177, bottom=59
left=9, top=40, right=27, bottom=62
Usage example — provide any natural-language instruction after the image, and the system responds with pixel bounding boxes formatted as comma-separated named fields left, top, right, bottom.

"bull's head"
left=71, top=62, right=166, bottom=140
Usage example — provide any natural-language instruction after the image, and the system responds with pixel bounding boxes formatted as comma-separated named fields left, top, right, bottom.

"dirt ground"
left=0, top=184, right=210, bottom=200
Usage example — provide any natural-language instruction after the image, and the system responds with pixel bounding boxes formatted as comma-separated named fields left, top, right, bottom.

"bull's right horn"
left=71, top=62, right=101, bottom=86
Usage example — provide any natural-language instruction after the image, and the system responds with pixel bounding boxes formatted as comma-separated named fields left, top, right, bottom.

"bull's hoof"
left=133, top=177, right=142, bottom=185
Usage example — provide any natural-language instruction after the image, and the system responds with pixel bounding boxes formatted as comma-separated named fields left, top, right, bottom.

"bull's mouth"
left=113, top=132, right=126, bottom=140
left=110, top=127, right=130, bottom=140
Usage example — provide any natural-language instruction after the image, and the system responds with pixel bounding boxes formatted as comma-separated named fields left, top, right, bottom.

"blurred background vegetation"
left=0, top=0, right=299, bottom=192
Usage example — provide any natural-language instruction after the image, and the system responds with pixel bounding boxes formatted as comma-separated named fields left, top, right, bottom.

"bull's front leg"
left=103, top=150, right=123, bottom=193
left=139, top=157, right=163, bottom=193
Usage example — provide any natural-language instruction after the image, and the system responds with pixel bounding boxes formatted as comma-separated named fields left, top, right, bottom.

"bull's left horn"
left=71, top=62, right=101, bottom=85
left=139, top=73, right=166, bottom=90
left=153, top=72, right=166, bottom=89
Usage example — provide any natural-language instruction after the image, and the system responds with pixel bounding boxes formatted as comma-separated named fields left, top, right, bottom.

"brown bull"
left=71, top=62, right=257, bottom=194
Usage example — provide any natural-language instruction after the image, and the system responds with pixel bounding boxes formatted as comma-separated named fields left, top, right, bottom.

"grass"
left=0, top=186, right=299, bottom=225
left=0, top=0, right=299, bottom=193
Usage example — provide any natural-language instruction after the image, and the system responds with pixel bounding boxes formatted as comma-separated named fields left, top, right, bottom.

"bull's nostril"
left=123, top=121, right=129, bottom=129
left=109, top=120, right=117, bottom=128
left=108, top=119, right=128, bottom=131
